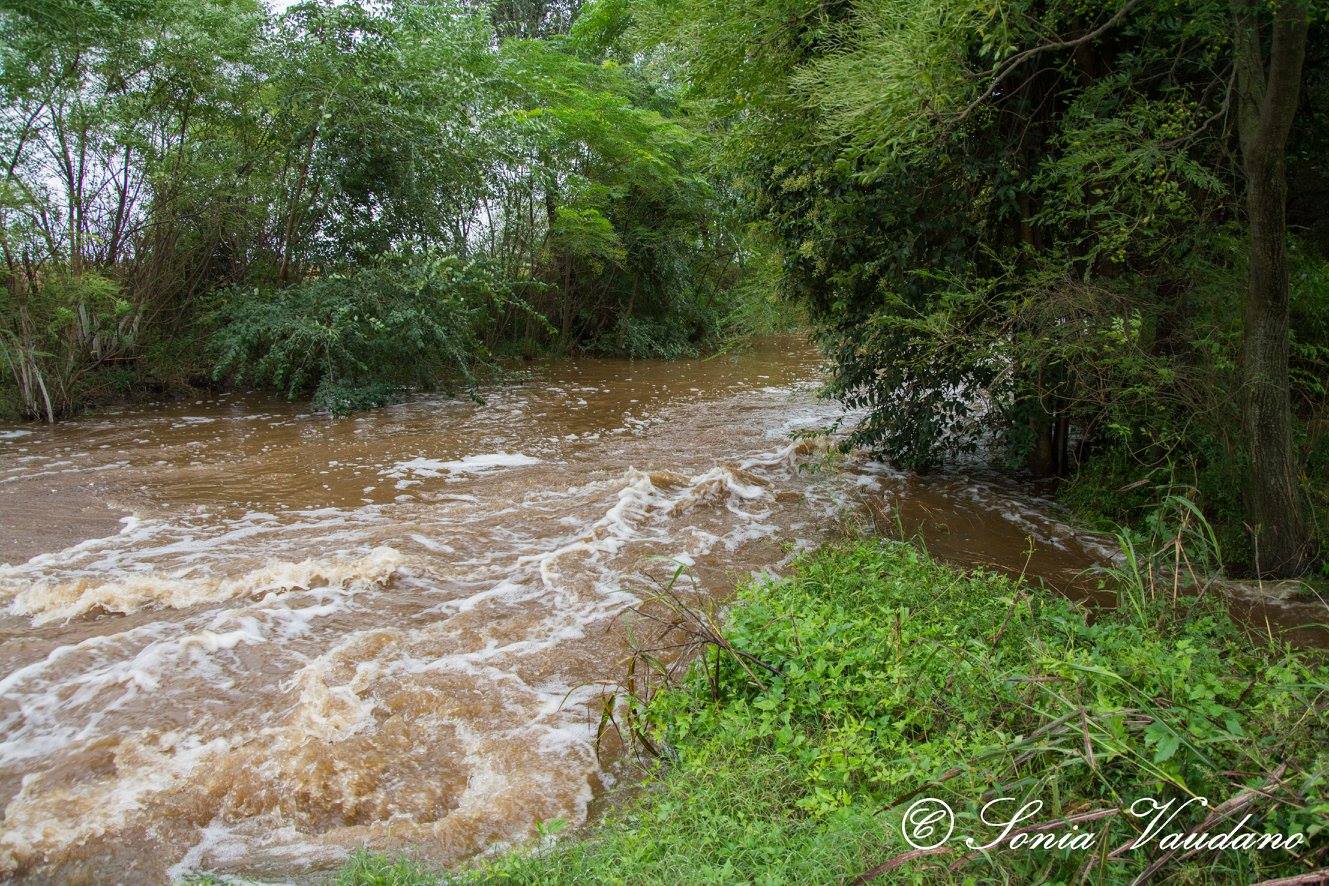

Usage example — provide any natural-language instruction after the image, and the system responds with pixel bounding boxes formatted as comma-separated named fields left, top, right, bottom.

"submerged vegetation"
left=320, top=539, right=1328, bottom=885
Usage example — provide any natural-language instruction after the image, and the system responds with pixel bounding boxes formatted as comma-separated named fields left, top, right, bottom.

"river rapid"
left=0, top=337, right=1318, bottom=883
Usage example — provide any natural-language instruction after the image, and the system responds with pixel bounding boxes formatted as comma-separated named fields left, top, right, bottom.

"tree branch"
left=1259, top=0, right=1309, bottom=153
left=954, top=0, right=1144, bottom=123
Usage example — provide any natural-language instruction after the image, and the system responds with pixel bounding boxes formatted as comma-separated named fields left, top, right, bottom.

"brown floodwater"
left=0, top=337, right=1323, bottom=883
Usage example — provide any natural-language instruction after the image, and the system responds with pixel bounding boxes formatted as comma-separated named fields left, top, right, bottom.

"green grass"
left=331, top=853, right=447, bottom=886
left=203, top=539, right=1329, bottom=885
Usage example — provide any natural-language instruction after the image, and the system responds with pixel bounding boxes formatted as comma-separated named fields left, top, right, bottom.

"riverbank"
left=326, top=537, right=1328, bottom=886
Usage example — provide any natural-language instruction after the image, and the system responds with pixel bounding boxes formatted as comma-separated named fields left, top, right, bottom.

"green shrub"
left=0, top=270, right=134, bottom=420
left=591, top=311, right=701, bottom=360
left=1059, top=447, right=1164, bottom=534
left=208, top=253, right=528, bottom=414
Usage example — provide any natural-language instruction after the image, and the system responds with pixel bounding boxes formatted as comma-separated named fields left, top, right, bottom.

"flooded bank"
left=0, top=337, right=1321, bottom=882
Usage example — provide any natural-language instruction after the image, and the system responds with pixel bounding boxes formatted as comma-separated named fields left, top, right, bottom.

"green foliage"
left=1060, top=450, right=1180, bottom=534
left=455, top=539, right=1329, bottom=884
left=1291, top=240, right=1329, bottom=409
left=333, top=852, right=444, bottom=886
left=547, top=206, right=626, bottom=273
left=1053, top=236, right=1329, bottom=574
left=1031, top=85, right=1227, bottom=268
left=178, top=876, right=235, bottom=886
left=265, top=0, right=500, bottom=266
left=790, top=0, right=981, bottom=160
left=0, top=0, right=270, bottom=417
left=1308, top=431, right=1329, bottom=581
left=593, top=313, right=698, bottom=359
left=635, top=0, right=1328, bottom=573
left=1, top=0, right=772, bottom=419
left=0, top=270, right=135, bottom=420
left=497, top=33, right=742, bottom=352
left=208, top=254, right=519, bottom=414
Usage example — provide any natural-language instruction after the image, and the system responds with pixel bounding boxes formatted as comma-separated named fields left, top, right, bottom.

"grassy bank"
left=314, top=539, right=1328, bottom=885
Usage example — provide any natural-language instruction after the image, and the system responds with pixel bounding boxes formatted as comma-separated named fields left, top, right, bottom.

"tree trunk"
left=1027, top=409, right=1057, bottom=477
left=1054, top=412, right=1072, bottom=476
left=279, top=121, right=320, bottom=284
left=1232, top=0, right=1313, bottom=577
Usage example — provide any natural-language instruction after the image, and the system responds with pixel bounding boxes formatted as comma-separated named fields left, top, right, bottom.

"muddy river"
left=0, top=337, right=1321, bottom=883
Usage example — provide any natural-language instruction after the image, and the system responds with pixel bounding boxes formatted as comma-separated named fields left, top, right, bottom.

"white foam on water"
left=6, top=546, right=403, bottom=624
left=168, top=818, right=301, bottom=885
left=0, top=732, right=233, bottom=876
left=385, top=453, right=542, bottom=480
left=0, top=458, right=129, bottom=484
left=0, top=579, right=386, bottom=769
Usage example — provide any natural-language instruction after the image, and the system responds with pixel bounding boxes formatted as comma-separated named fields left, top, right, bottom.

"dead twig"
left=1251, top=870, right=1329, bottom=886
left=851, top=845, right=953, bottom=883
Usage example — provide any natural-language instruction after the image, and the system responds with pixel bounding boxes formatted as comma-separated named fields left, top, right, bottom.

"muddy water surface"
left=0, top=338, right=1319, bottom=883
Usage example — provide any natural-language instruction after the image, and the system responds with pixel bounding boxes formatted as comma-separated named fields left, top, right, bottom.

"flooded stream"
left=0, top=337, right=1321, bottom=883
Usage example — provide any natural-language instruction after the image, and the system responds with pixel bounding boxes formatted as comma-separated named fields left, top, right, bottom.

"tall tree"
left=1232, top=0, right=1313, bottom=577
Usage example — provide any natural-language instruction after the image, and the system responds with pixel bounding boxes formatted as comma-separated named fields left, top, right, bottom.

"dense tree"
left=0, top=0, right=266, bottom=419
left=636, top=0, right=1327, bottom=577
left=0, top=0, right=772, bottom=419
